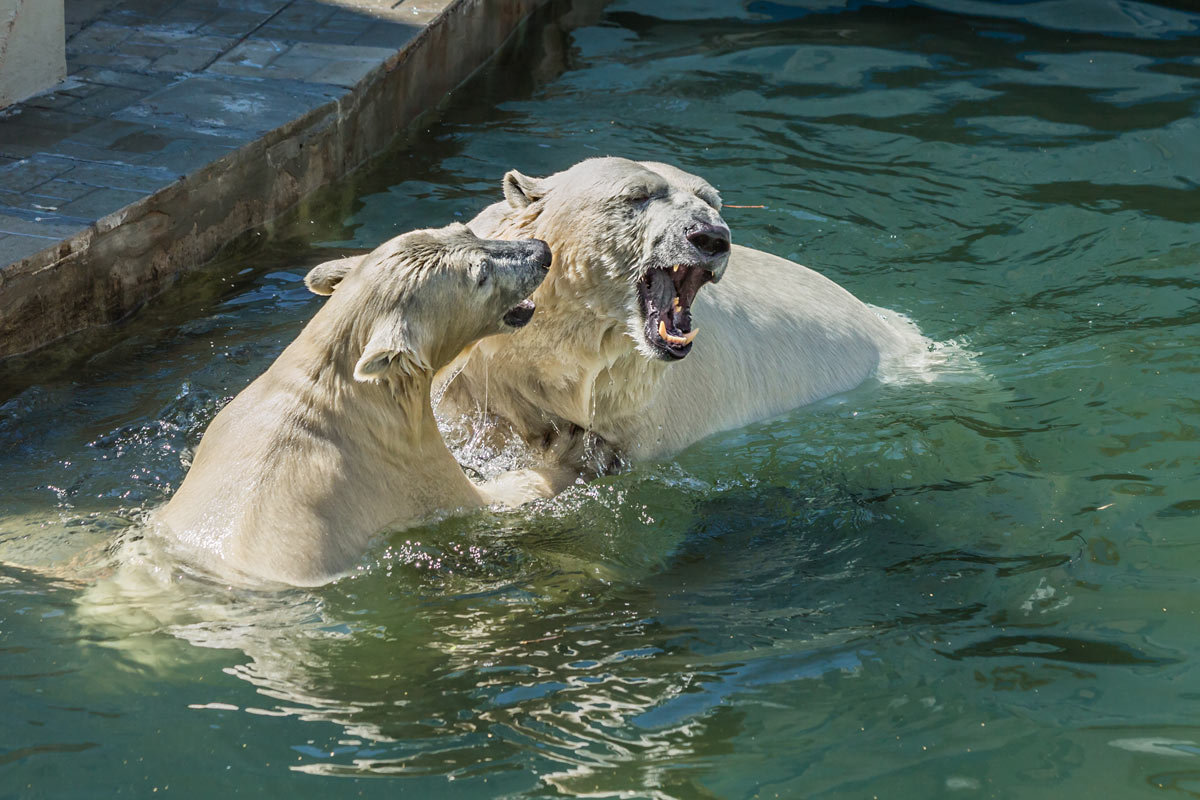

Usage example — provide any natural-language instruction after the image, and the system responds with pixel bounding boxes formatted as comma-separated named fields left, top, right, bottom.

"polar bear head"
left=487, top=157, right=731, bottom=362
left=304, top=223, right=551, bottom=382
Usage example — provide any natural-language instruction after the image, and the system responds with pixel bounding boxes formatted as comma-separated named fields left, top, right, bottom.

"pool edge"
left=0, top=0, right=557, bottom=361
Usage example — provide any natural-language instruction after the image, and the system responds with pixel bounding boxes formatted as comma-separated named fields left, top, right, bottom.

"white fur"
left=311, top=158, right=949, bottom=482
left=154, top=224, right=549, bottom=587
left=448, top=158, right=935, bottom=469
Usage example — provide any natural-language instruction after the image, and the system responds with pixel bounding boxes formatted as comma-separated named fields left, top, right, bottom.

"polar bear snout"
left=679, top=219, right=730, bottom=284
left=481, top=237, right=552, bottom=330
left=686, top=221, right=731, bottom=260
left=488, top=237, right=551, bottom=285
left=480, top=237, right=551, bottom=280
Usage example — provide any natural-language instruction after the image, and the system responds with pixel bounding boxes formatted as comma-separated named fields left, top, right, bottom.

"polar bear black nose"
left=532, top=239, right=552, bottom=270
left=686, top=222, right=730, bottom=258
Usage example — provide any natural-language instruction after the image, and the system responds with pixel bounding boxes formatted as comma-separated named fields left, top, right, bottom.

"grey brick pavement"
left=0, top=0, right=432, bottom=267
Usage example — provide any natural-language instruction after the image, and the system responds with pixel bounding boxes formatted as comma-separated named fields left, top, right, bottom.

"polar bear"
left=154, top=223, right=553, bottom=587
left=311, top=158, right=934, bottom=484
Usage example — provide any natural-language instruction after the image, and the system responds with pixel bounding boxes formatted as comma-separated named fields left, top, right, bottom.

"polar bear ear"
left=354, top=315, right=431, bottom=382
left=305, top=255, right=361, bottom=296
left=503, top=170, right=546, bottom=209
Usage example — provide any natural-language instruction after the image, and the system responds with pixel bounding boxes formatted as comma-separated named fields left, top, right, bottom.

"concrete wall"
left=0, top=0, right=66, bottom=109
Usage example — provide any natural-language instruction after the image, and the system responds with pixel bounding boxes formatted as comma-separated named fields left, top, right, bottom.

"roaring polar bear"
left=312, top=158, right=933, bottom=484
left=155, top=224, right=553, bottom=587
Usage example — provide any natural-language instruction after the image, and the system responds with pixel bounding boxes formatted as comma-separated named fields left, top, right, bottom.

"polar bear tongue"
left=669, top=264, right=711, bottom=327
left=670, top=263, right=710, bottom=310
left=643, top=268, right=676, bottom=317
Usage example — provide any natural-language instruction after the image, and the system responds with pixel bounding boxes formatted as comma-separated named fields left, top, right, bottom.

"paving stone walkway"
left=0, top=0, right=443, bottom=268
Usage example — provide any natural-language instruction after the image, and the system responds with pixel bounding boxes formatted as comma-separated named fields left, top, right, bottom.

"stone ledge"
left=0, top=0, right=554, bottom=359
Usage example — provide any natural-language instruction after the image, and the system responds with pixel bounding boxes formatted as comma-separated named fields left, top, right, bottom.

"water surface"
left=3, top=0, right=1200, bottom=797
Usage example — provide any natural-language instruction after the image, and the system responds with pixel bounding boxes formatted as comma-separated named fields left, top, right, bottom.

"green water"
left=4, top=0, right=1200, bottom=797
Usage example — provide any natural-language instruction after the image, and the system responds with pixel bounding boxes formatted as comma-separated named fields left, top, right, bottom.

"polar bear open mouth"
left=636, top=265, right=713, bottom=360
left=503, top=298, right=537, bottom=328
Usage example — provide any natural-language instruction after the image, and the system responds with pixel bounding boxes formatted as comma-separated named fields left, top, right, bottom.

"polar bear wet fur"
left=312, top=158, right=933, bottom=481
left=154, top=224, right=552, bottom=587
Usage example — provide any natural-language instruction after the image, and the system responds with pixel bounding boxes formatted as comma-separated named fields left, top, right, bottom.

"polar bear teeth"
left=658, top=320, right=698, bottom=346
left=635, top=263, right=714, bottom=358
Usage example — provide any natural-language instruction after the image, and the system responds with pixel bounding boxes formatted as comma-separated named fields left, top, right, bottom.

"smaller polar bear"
left=153, top=223, right=552, bottom=587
